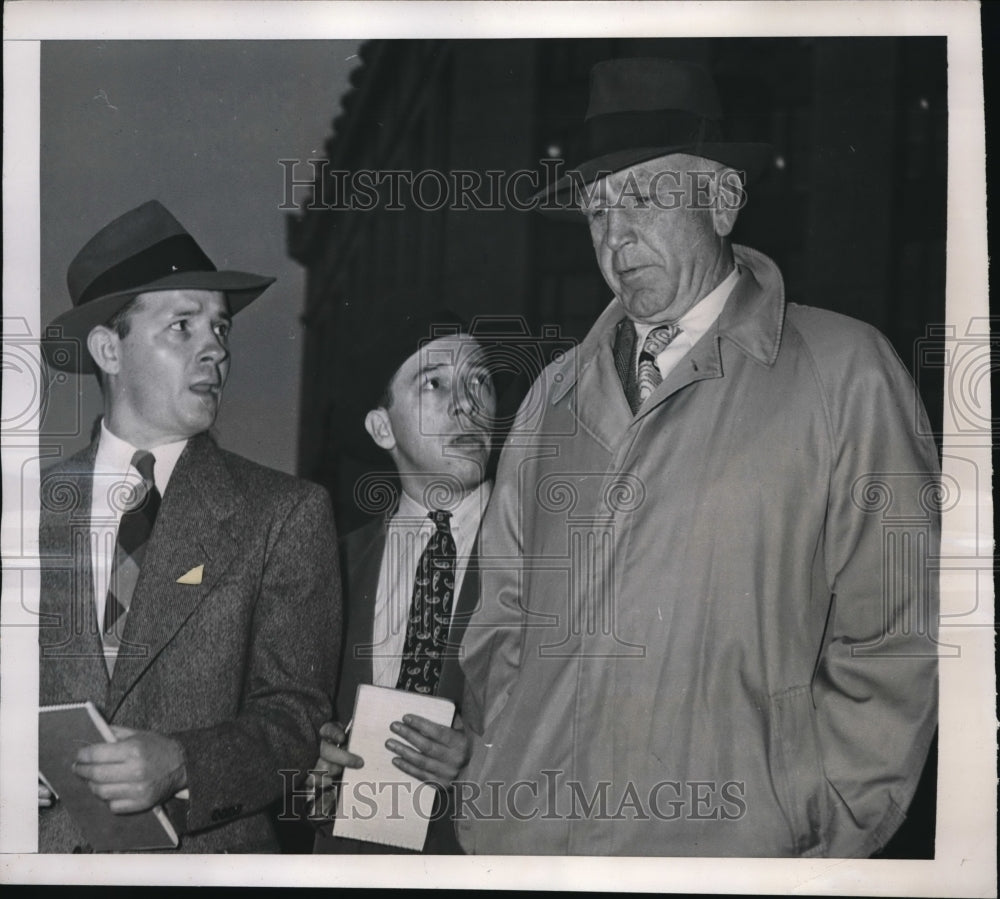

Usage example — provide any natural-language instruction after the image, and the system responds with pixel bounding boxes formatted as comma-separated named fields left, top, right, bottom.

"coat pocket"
left=768, top=685, right=828, bottom=856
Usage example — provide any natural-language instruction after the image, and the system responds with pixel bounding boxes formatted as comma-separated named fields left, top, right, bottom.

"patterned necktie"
left=635, top=323, right=682, bottom=409
left=396, top=510, right=457, bottom=694
left=103, top=450, right=161, bottom=676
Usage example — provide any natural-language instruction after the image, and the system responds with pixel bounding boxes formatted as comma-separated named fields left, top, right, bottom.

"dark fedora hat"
left=340, top=308, right=471, bottom=462
left=538, top=58, right=773, bottom=215
left=44, top=200, right=275, bottom=373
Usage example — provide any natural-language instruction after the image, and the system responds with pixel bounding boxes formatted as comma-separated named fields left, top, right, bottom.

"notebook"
left=39, top=701, right=179, bottom=851
left=333, top=684, right=455, bottom=850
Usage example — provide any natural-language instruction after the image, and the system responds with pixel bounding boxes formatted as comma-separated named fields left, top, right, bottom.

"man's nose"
left=197, top=327, right=229, bottom=365
left=451, top=380, right=483, bottom=421
left=604, top=208, right=634, bottom=251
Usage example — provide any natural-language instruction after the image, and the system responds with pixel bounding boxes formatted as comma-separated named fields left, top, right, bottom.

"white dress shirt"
left=370, top=480, right=492, bottom=688
left=633, top=265, right=740, bottom=381
left=90, top=420, right=187, bottom=629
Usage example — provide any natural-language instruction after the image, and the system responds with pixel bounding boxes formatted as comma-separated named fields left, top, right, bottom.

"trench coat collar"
left=549, top=243, right=786, bottom=409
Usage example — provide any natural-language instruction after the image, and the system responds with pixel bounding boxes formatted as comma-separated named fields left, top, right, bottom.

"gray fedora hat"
left=538, top=58, right=773, bottom=215
left=44, top=200, right=275, bottom=373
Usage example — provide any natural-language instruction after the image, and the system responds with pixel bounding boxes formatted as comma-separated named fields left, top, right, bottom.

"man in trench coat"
left=457, top=58, right=940, bottom=857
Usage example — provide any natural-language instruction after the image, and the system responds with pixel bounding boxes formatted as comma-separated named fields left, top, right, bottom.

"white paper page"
left=334, top=684, right=455, bottom=851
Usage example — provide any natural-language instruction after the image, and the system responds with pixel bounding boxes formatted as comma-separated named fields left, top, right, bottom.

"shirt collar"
left=95, top=418, right=188, bottom=493
left=634, top=265, right=740, bottom=352
left=548, top=245, right=786, bottom=406
left=392, top=480, right=492, bottom=536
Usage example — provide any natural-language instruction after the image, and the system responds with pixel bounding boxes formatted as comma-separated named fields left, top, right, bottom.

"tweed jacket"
left=312, top=513, right=481, bottom=854
left=39, top=431, right=341, bottom=853
left=458, top=245, right=940, bottom=858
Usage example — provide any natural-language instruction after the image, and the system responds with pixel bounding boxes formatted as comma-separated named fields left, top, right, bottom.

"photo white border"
left=2, top=2, right=993, bottom=894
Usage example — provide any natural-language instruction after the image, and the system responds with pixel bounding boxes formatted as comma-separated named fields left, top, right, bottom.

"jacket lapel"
left=106, top=433, right=240, bottom=716
left=568, top=320, right=635, bottom=452
left=337, top=519, right=385, bottom=716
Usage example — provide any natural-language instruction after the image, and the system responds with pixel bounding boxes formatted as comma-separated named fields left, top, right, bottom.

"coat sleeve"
left=812, top=325, right=940, bottom=857
left=168, top=484, right=341, bottom=834
left=459, top=403, right=536, bottom=737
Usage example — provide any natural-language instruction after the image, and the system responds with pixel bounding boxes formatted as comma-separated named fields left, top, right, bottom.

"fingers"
left=386, top=740, right=455, bottom=784
left=75, top=735, right=141, bottom=767
left=385, top=719, right=468, bottom=787
left=390, top=716, right=468, bottom=763
left=396, top=714, right=454, bottom=743
left=71, top=731, right=186, bottom=813
left=319, top=721, right=348, bottom=744
left=84, top=777, right=160, bottom=813
left=109, top=724, right=136, bottom=740
left=72, top=758, right=131, bottom=784
left=73, top=738, right=135, bottom=784
left=317, top=740, right=364, bottom=770
left=38, top=783, right=53, bottom=808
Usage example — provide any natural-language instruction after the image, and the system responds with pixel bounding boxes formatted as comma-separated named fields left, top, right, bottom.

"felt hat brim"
left=43, top=269, right=274, bottom=374
left=535, top=141, right=774, bottom=221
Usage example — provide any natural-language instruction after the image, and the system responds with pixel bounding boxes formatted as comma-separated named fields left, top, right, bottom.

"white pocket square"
left=176, top=564, right=204, bottom=585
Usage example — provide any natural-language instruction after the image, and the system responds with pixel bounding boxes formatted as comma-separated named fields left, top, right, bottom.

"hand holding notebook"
left=39, top=702, right=180, bottom=851
left=332, top=685, right=457, bottom=850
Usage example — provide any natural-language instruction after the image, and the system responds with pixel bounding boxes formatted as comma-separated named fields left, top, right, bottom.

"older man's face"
left=581, top=154, right=732, bottom=325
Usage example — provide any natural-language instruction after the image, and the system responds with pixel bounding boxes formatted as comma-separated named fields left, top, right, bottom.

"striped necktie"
left=103, top=450, right=161, bottom=676
left=636, top=323, right=682, bottom=408
left=396, top=510, right=456, bottom=694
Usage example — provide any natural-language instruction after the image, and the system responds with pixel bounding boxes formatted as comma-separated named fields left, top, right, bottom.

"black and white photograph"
left=1, top=1, right=994, bottom=893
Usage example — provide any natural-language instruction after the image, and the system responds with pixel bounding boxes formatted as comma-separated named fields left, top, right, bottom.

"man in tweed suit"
left=38, top=200, right=341, bottom=853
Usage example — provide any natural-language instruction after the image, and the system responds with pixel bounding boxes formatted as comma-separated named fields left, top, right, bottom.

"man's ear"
left=364, top=408, right=396, bottom=452
left=86, top=325, right=122, bottom=378
left=710, top=167, right=744, bottom=238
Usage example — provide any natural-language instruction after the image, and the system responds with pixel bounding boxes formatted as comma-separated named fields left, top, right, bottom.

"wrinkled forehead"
left=582, top=152, right=720, bottom=208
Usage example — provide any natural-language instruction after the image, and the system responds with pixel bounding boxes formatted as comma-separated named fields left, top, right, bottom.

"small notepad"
left=333, top=684, right=455, bottom=851
left=39, top=701, right=179, bottom=851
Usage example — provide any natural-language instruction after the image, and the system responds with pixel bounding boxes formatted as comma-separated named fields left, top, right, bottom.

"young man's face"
left=96, top=289, right=232, bottom=447
left=372, top=335, right=496, bottom=499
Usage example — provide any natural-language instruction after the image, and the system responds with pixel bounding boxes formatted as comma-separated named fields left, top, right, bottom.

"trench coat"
left=39, top=432, right=341, bottom=853
left=457, top=245, right=940, bottom=857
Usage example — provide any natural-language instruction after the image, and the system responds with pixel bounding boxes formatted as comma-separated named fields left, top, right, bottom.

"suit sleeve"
left=169, top=484, right=341, bottom=834
left=813, top=327, right=940, bottom=857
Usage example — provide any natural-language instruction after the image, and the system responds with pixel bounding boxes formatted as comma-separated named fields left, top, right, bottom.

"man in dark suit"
left=310, top=311, right=495, bottom=854
left=38, top=200, right=341, bottom=853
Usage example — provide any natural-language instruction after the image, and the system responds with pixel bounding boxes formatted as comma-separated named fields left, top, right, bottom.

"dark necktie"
left=396, top=510, right=457, bottom=694
left=613, top=318, right=639, bottom=410
left=103, top=450, right=161, bottom=676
